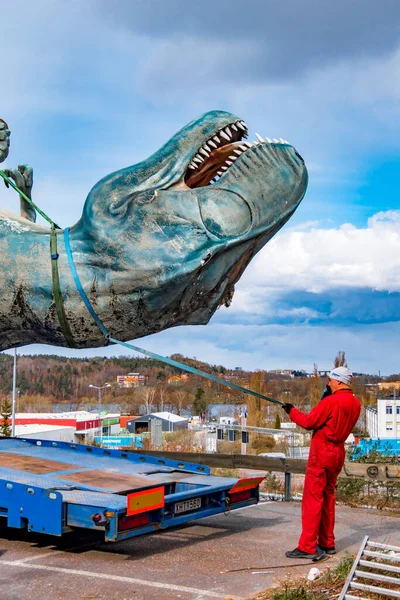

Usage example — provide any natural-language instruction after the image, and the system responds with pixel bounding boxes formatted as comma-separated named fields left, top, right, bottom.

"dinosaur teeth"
left=203, top=143, right=211, bottom=152
left=188, top=164, right=196, bottom=170
left=231, top=123, right=238, bottom=132
left=226, top=160, right=233, bottom=166
left=220, top=130, right=230, bottom=141
left=200, top=148, right=210, bottom=157
left=266, top=137, right=272, bottom=143
left=221, top=166, right=228, bottom=171
left=193, top=156, right=203, bottom=164
left=273, top=138, right=279, bottom=143
left=228, top=155, right=237, bottom=161
left=255, top=133, right=264, bottom=142
left=234, top=149, right=243, bottom=155
left=213, top=135, right=221, bottom=144
left=279, top=138, right=285, bottom=144
left=244, top=142, right=253, bottom=148
left=224, top=126, right=232, bottom=138
left=208, top=140, right=217, bottom=149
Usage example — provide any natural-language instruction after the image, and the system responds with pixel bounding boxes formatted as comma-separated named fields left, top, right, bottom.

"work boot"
left=285, top=547, right=327, bottom=562
left=318, top=545, right=336, bottom=555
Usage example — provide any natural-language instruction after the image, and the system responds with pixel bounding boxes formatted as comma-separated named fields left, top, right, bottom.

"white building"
left=366, top=397, right=400, bottom=439
left=219, top=416, right=238, bottom=425
left=15, top=424, right=76, bottom=443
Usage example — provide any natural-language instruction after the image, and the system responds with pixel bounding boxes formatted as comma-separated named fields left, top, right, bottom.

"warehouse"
left=126, top=412, right=188, bottom=433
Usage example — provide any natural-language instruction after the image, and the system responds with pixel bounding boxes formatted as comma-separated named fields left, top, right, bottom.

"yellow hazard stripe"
left=127, top=486, right=165, bottom=516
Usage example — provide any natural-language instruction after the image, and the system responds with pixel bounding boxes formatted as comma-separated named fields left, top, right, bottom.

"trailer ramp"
left=339, top=535, right=400, bottom=599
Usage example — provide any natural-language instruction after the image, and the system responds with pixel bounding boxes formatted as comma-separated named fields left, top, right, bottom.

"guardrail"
left=132, top=450, right=400, bottom=500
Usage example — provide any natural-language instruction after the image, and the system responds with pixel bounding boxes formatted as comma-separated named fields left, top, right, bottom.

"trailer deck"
left=0, top=437, right=263, bottom=542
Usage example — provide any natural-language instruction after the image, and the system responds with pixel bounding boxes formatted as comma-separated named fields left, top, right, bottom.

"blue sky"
left=1, top=0, right=400, bottom=375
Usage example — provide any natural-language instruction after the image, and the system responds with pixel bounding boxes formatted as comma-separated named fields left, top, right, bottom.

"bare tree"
left=310, top=363, right=323, bottom=408
left=157, top=385, right=168, bottom=412
left=248, top=371, right=268, bottom=427
left=171, top=388, right=190, bottom=415
left=334, top=351, right=347, bottom=368
left=140, top=386, right=157, bottom=413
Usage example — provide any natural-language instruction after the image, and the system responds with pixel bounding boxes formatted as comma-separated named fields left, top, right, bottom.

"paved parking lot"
left=1, top=501, right=399, bottom=600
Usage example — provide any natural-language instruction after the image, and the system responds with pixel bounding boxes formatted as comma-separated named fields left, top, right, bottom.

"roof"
left=134, top=412, right=188, bottom=423
left=15, top=411, right=100, bottom=420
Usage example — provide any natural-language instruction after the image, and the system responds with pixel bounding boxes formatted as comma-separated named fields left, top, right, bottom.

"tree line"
left=0, top=352, right=395, bottom=433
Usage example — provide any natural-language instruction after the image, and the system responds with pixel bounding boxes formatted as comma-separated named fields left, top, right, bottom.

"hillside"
left=0, top=353, right=389, bottom=423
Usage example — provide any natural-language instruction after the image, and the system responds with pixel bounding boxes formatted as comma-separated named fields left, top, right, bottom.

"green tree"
left=156, top=370, right=166, bottom=381
left=1, top=398, right=12, bottom=437
left=274, top=412, right=281, bottom=429
left=193, top=387, right=207, bottom=417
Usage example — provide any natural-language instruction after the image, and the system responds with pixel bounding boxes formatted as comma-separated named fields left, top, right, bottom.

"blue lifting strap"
left=64, top=227, right=283, bottom=406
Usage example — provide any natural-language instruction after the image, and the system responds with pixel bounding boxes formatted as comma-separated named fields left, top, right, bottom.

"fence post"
left=284, top=472, right=292, bottom=501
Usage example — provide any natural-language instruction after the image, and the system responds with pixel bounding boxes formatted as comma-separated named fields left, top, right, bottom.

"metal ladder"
left=339, top=535, right=400, bottom=599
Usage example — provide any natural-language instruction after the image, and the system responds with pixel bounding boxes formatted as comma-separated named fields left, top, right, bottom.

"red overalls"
left=289, top=389, right=361, bottom=553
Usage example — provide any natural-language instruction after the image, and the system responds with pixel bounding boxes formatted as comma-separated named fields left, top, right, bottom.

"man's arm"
left=288, top=397, right=333, bottom=431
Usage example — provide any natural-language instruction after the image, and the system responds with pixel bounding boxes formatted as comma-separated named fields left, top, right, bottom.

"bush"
left=262, top=471, right=284, bottom=494
left=251, top=435, right=275, bottom=451
left=336, top=479, right=366, bottom=504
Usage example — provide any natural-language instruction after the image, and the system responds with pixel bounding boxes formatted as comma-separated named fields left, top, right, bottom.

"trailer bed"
left=0, top=437, right=263, bottom=542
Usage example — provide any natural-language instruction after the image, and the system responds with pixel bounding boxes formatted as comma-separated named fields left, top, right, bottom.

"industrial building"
left=2, top=411, right=121, bottom=441
left=126, top=412, right=188, bottom=433
left=14, top=424, right=76, bottom=443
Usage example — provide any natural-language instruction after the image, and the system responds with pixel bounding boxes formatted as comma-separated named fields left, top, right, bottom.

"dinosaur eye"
left=200, top=252, right=212, bottom=266
left=198, top=191, right=252, bottom=238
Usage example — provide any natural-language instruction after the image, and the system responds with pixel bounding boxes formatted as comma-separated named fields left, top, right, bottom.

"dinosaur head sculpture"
left=71, top=110, right=307, bottom=335
left=0, top=110, right=307, bottom=349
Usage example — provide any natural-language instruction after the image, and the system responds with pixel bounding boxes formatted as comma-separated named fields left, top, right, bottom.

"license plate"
left=174, top=497, right=201, bottom=514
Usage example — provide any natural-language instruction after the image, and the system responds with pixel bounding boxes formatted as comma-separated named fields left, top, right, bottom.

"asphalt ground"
left=0, top=501, right=399, bottom=600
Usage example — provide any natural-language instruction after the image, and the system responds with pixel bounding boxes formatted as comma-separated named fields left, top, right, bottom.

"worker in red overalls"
left=282, top=367, right=361, bottom=561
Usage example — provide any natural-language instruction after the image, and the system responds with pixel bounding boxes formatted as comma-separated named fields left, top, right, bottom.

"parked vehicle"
left=0, top=437, right=263, bottom=542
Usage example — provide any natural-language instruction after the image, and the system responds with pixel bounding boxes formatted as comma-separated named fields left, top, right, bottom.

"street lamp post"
left=11, top=348, right=17, bottom=437
left=88, top=383, right=111, bottom=444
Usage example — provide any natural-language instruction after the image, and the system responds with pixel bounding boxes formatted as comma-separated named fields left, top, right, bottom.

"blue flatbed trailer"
left=0, top=437, right=263, bottom=542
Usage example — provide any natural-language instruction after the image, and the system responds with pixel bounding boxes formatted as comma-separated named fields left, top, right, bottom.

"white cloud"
left=234, top=210, right=400, bottom=309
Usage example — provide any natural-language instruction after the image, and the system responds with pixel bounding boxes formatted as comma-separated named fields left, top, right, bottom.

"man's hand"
left=321, top=385, right=332, bottom=399
left=282, top=403, right=294, bottom=415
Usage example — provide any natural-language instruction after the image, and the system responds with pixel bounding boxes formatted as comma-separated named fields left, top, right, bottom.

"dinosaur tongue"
left=185, top=143, right=240, bottom=188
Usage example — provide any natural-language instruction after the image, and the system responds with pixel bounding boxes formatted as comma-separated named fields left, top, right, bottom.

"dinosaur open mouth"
left=184, top=121, right=290, bottom=189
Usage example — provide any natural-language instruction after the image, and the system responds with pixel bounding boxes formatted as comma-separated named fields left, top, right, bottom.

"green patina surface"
left=0, top=111, right=308, bottom=351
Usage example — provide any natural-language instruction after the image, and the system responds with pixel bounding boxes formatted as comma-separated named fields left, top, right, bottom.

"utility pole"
left=88, top=383, right=111, bottom=444
left=241, top=406, right=248, bottom=455
left=11, top=349, right=17, bottom=437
